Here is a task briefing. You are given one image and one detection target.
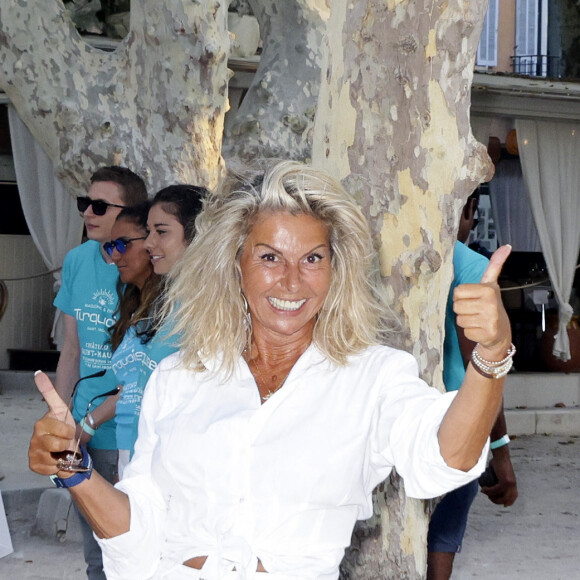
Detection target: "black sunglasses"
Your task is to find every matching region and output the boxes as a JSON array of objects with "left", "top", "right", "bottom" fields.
[
  {"left": 103, "top": 236, "right": 147, "bottom": 256},
  {"left": 77, "top": 196, "right": 125, "bottom": 216}
]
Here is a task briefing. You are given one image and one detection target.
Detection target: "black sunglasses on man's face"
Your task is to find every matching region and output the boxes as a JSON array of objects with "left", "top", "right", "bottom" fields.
[{"left": 76, "top": 196, "right": 125, "bottom": 216}]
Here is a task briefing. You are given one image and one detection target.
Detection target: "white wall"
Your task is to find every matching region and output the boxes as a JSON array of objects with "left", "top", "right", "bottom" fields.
[{"left": 0, "top": 235, "right": 54, "bottom": 368}]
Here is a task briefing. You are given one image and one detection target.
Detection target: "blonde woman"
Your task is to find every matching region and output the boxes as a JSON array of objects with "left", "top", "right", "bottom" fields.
[{"left": 30, "top": 160, "right": 513, "bottom": 580}]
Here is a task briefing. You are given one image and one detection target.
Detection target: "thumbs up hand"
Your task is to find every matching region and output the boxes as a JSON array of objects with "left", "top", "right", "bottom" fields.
[
  {"left": 453, "top": 245, "right": 513, "bottom": 358},
  {"left": 29, "top": 371, "right": 77, "bottom": 476}
]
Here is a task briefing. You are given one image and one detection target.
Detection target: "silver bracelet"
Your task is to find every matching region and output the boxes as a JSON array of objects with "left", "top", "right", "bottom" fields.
[
  {"left": 473, "top": 343, "right": 516, "bottom": 367},
  {"left": 471, "top": 343, "right": 516, "bottom": 379},
  {"left": 85, "top": 412, "right": 97, "bottom": 429}
]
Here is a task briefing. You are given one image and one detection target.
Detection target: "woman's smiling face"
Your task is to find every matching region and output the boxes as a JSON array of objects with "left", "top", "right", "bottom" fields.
[
  {"left": 109, "top": 219, "right": 151, "bottom": 289},
  {"left": 239, "top": 211, "right": 332, "bottom": 344},
  {"left": 144, "top": 204, "right": 187, "bottom": 275}
]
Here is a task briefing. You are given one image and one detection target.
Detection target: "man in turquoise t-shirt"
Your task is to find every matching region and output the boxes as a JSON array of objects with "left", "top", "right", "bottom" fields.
[{"left": 53, "top": 166, "right": 147, "bottom": 580}]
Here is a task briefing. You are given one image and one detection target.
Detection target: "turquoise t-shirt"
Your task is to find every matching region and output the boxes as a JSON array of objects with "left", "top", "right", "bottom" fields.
[
  {"left": 54, "top": 240, "right": 119, "bottom": 449},
  {"left": 112, "top": 323, "right": 179, "bottom": 454},
  {"left": 443, "top": 241, "right": 489, "bottom": 392}
]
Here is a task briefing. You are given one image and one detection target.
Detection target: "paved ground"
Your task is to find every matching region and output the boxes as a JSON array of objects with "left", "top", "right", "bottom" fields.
[
  {"left": 1, "top": 374, "right": 86, "bottom": 578},
  {"left": 452, "top": 434, "right": 579, "bottom": 580},
  {"left": 1, "top": 373, "right": 579, "bottom": 579}
]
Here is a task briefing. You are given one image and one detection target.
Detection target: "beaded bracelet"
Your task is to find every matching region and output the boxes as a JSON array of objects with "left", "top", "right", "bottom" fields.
[{"left": 471, "top": 343, "right": 516, "bottom": 379}]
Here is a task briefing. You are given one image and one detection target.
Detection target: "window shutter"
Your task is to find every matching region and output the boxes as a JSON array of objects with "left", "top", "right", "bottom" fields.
[
  {"left": 477, "top": 0, "right": 499, "bottom": 66},
  {"left": 516, "top": 0, "right": 539, "bottom": 56}
]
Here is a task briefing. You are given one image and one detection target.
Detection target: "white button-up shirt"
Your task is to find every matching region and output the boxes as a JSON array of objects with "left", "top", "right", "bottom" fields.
[{"left": 98, "top": 344, "right": 486, "bottom": 579}]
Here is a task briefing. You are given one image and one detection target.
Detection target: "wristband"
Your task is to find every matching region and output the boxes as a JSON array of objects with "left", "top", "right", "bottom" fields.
[
  {"left": 50, "top": 445, "right": 93, "bottom": 488},
  {"left": 80, "top": 418, "right": 96, "bottom": 437},
  {"left": 490, "top": 434, "right": 511, "bottom": 450}
]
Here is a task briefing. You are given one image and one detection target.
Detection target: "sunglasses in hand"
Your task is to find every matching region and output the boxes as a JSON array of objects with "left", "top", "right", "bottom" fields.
[
  {"left": 103, "top": 236, "right": 147, "bottom": 257},
  {"left": 76, "top": 196, "right": 125, "bottom": 216}
]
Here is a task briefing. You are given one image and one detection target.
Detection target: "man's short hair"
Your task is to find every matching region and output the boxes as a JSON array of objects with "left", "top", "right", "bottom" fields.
[{"left": 91, "top": 166, "right": 148, "bottom": 206}]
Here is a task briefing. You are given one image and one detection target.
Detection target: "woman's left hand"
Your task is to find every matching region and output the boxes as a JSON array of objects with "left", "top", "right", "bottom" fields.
[{"left": 452, "top": 245, "right": 512, "bottom": 357}]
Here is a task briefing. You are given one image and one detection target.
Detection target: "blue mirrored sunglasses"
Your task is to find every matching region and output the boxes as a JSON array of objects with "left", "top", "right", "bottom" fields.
[{"left": 103, "top": 236, "right": 147, "bottom": 256}]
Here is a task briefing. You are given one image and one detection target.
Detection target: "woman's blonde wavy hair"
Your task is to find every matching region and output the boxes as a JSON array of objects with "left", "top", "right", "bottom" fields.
[{"left": 160, "top": 160, "right": 390, "bottom": 377}]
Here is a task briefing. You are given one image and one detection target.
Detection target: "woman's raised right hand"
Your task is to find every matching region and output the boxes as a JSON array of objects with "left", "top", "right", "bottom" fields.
[{"left": 28, "top": 371, "right": 77, "bottom": 476}]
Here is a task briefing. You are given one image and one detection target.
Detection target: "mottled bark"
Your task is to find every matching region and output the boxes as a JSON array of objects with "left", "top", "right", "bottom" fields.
[
  {"left": 0, "top": 0, "right": 229, "bottom": 194},
  {"left": 313, "top": 1, "right": 492, "bottom": 577},
  {"left": 222, "top": 0, "right": 328, "bottom": 162}
]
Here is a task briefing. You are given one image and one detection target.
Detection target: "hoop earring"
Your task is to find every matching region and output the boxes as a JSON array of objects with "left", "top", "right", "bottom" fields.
[{"left": 241, "top": 292, "right": 252, "bottom": 334}]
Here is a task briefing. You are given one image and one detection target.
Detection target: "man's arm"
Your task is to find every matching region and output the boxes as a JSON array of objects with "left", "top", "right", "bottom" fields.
[
  {"left": 457, "top": 322, "right": 518, "bottom": 507},
  {"left": 56, "top": 313, "right": 119, "bottom": 446},
  {"left": 77, "top": 389, "right": 121, "bottom": 446},
  {"left": 484, "top": 402, "right": 518, "bottom": 506},
  {"left": 54, "top": 313, "right": 81, "bottom": 403}
]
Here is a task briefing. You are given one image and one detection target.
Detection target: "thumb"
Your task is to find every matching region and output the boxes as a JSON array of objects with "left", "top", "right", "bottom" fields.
[
  {"left": 480, "top": 244, "right": 512, "bottom": 285},
  {"left": 34, "top": 370, "right": 71, "bottom": 424}
]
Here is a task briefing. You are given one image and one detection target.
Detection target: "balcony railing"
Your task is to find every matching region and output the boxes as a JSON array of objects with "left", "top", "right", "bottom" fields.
[{"left": 511, "top": 55, "right": 562, "bottom": 78}]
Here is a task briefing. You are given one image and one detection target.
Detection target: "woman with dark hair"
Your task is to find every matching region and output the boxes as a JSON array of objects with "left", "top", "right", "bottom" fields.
[
  {"left": 107, "top": 203, "right": 159, "bottom": 351},
  {"left": 144, "top": 185, "right": 205, "bottom": 275},
  {"left": 75, "top": 203, "right": 156, "bottom": 453},
  {"left": 99, "top": 203, "right": 157, "bottom": 477},
  {"left": 110, "top": 187, "right": 207, "bottom": 476},
  {"left": 30, "top": 161, "right": 513, "bottom": 579}
]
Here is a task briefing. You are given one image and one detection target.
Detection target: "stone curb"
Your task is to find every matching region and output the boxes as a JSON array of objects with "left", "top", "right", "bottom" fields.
[
  {"left": 3, "top": 487, "right": 82, "bottom": 543},
  {"left": 506, "top": 407, "right": 580, "bottom": 437}
]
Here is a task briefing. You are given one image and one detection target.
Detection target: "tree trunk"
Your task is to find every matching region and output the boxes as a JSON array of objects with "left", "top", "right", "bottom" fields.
[
  {"left": 223, "top": 0, "right": 328, "bottom": 162},
  {"left": 312, "top": 1, "right": 493, "bottom": 576},
  {"left": 0, "top": 0, "right": 230, "bottom": 194}
]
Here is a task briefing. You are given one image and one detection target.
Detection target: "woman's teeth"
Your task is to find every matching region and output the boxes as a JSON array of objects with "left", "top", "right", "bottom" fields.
[{"left": 268, "top": 297, "right": 306, "bottom": 311}]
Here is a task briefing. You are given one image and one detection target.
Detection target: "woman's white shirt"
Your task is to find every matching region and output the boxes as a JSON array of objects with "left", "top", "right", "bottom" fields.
[{"left": 97, "top": 344, "right": 487, "bottom": 579}]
